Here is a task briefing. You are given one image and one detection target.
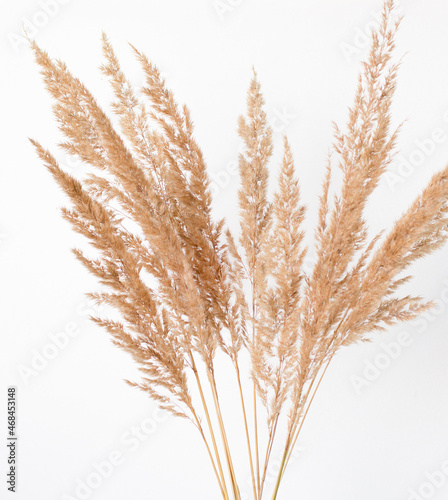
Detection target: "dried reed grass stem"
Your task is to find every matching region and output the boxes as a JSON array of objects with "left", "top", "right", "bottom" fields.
[
  {"left": 234, "top": 358, "right": 258, "bottom": 499},
  {"left": 190, "top": 353, "right": 230, "bottom": 499},
  {"left": 208, "top": 368, "right": 241, "bottom": 500}
]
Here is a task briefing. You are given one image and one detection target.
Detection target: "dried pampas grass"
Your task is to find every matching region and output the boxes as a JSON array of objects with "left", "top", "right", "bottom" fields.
[{"left": 30, "top": 1, "right": 448, "bottom": 498}]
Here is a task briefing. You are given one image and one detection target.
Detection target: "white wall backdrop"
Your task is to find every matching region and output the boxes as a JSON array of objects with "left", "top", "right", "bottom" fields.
[{"left": 2, "top": 1, "right": 448, "bottom": 499}]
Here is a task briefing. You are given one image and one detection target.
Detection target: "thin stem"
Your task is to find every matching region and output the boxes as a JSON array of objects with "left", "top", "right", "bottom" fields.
[
  {"left": 253, "top": 383, "right": 260, "bottom": 494},
  {"left": 284, "top": 356, "right": 333, "bottom": 469},
  {"left": 190, "top": 352, "right": 230, "bottom": 500},
  {"left": 191, "top": 407, "right": 227, "bottom": 499},
  {"left": 286, "top": 312, "right": 350, "bottom": 464},
  {"left": 269, "top": 434, "right": 291, "bottom": 500},
  {"left": 270, "top": 314, "right": 348, "bottom": 500},
  {"left": 251, "top": 291, "right": 261, "bottom": 495},
  {"left": 270, "top": 378, "right": 315, "bottom": 500},
  {"left": 234, "top": 356, "right": 258, "bottom": 500},
  {"left": 283, "top": 370, "right": 318, "bottom": 462},
  {"left": 208, "top": 368, "right": 241, "bottom": 500},
  {"left": 259, "top": 415, "right": 279, "bottom": 498},
  {"left": 271, "top": 356, "right": 333, "bottom": 500},
  {"left": 259, "top": 356, "right": 287, "bottom": 498}
]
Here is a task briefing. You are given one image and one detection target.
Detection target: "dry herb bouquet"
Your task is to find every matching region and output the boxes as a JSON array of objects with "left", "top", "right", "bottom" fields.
[{"left": 31, "top": 1, "right": 448, "bottom": 498}]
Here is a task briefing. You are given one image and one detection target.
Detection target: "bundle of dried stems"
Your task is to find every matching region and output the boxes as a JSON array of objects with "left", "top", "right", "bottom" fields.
[{"left": 31, "top": 1, "right": 448, "bottom": 498}]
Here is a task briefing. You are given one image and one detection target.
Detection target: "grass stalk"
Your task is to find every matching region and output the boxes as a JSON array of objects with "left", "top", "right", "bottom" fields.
[
  {"left": 234, "top": 357, "right": 258, "bottom": 500},
  {"left": 208, "top": 368, "right": 241, "bottom": 500},
  {"left": 190, "top": 353, "right": 230, "bottom": 500},
  {"left": 191, "top": 407, "right": 227, "bottom": 499}
]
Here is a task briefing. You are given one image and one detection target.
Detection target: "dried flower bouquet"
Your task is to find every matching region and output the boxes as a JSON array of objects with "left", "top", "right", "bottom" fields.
[{"left": 31, "top": 1, "right": 448, "bottom": 498}]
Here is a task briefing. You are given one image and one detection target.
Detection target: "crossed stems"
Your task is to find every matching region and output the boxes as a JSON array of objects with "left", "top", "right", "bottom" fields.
[
  {"left": 187, "top": 344, "right": 338, "bottom": 500},
  {"left": 187, "top": 310, "right": 349, "bottom": 500}
]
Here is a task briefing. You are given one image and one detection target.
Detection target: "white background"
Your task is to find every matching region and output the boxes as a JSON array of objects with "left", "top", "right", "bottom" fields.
[{"left": 2, "top": 0, "right": 448, "bottom": 499}]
